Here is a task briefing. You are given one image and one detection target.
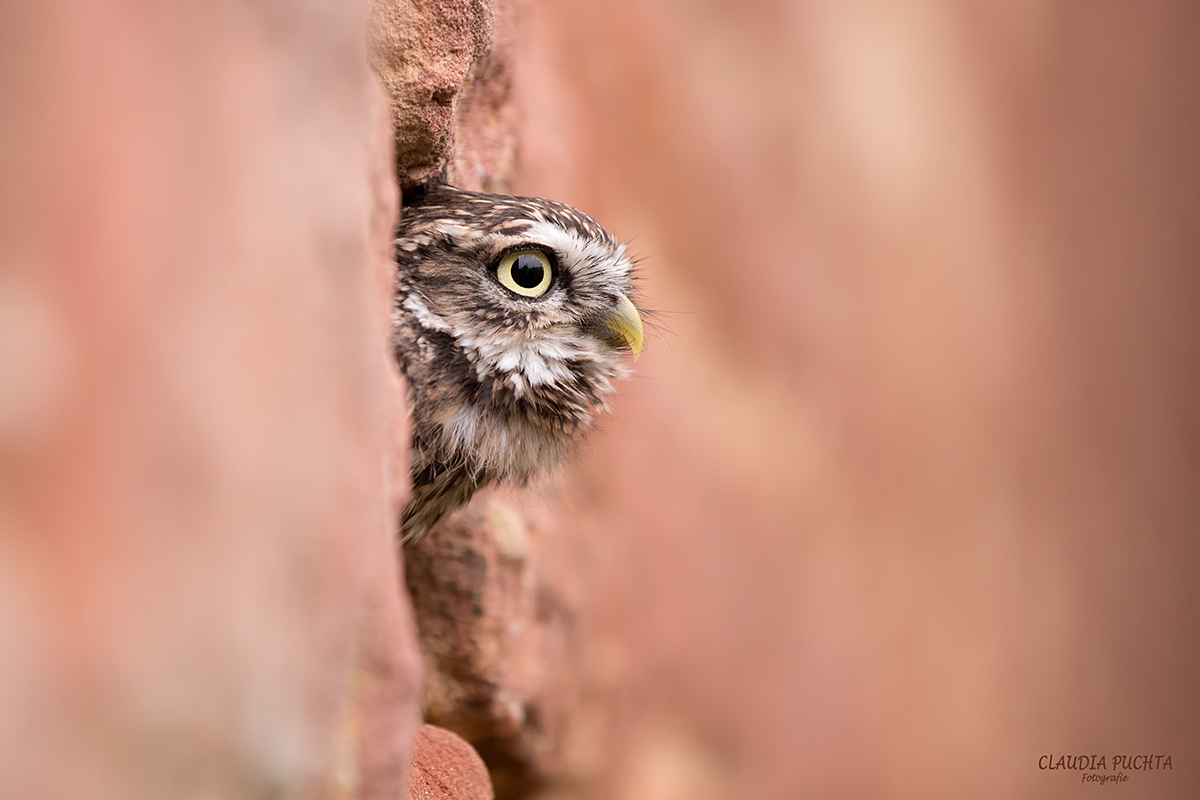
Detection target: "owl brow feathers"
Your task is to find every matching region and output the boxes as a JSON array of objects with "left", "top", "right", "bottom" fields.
[
  {"left": 392, "top": 184, "right": 643, "bottom": 541},
  {"left": 403, "top": 184, "right": 616, "bottom": 246}
]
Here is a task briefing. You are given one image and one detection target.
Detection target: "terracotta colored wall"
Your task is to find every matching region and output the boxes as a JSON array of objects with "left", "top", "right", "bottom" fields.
[
  {"left": 512, "top": 2, "right": 1200, "bottom": 798},
  {"left": 0, "top": 2, "right": 422, "bottom": 797}
]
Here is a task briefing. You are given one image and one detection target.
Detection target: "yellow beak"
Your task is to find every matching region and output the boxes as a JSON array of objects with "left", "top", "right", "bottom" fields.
[{"left": 598, "top": 294, "right": 645, "bottom": 361}]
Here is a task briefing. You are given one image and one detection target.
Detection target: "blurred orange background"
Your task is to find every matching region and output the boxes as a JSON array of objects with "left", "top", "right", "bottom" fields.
[{"left": 514, "top": 2, "right": 1199, "bottom": 798}]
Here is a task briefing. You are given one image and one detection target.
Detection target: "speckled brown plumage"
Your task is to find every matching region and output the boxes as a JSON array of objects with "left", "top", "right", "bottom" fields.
[{"left": 393, "top": 184, "right": 643, "bottom": 541}]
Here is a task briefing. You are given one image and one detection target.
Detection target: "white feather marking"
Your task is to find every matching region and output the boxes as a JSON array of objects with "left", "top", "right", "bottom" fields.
[
  {"left": 441, "top": 405, "right": 479, "bottom": 453},
  {"left": 404, "top": 294, "right": 451, "bottom": 334}
]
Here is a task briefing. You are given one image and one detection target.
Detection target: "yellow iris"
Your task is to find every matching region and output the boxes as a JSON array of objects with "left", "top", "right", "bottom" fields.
[{"left": 497, "top": 249, "right": 553, "bottom": 297}]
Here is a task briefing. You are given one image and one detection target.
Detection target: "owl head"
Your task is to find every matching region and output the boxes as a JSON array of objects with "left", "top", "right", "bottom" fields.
[{"left": 393, "top": 184, "right": 643, "bottom": 540}]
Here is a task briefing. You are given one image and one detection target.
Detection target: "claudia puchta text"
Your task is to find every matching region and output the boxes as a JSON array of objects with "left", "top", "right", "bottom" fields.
[{"left": 1039, "top": 753, "right": 1172, "bottom": 784}]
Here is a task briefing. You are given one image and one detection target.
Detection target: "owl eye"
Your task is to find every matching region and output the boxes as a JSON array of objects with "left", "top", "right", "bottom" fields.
[{"left": 496, "top": 249, "right": 553, "bottom": 297}]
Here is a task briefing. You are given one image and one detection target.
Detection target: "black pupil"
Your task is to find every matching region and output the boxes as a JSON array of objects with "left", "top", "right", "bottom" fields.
[{"left": 511, "top": 254, "right": 546, "bottom": 289}]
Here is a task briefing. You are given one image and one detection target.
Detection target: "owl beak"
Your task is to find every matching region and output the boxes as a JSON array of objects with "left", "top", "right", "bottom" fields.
[{"left": 596, "top": 294, "right": 645, "bottom": 361}]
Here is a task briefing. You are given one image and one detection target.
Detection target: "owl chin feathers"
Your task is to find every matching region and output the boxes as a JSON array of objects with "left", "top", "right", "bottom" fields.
[{"left": 392, "top": 185, "right": 641, "bottom": 541}]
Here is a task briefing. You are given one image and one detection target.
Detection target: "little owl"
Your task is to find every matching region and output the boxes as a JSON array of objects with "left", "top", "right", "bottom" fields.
[{"left": 393, "top": 184, "right": 643, "bottom": 541}]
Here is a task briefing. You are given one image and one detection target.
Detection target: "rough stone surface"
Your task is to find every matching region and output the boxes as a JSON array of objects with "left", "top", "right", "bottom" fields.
[
  {"left": 448, "top": 0, "right": 520, "bottom": 193},
  {"left": 371, "top": 0, "right": 496, "bottom": 190},
  {"left": 407, "top": 724, "right": 496, "bottom": 800},
  {"left": 405, "top": 488, "right": 587, "bottom": 798},
  {"left": 0, "top": 1, "right": 423, "bottom": 798}
]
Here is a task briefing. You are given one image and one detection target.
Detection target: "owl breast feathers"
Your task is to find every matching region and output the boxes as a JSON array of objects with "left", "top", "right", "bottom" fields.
[{"left": 392, "top": 184, "right": 643, "bottom": 541}]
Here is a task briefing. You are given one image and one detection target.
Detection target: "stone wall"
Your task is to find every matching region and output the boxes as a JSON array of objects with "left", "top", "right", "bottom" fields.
[{"left": 0, "top": 1, "right": 422, "bottom": 798}]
